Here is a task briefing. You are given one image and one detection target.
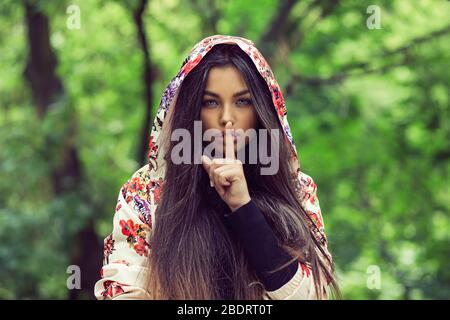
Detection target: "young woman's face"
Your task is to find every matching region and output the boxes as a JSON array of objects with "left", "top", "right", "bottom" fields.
[{"left": 200, "top": 65, "right": 258, "bottom": 155}]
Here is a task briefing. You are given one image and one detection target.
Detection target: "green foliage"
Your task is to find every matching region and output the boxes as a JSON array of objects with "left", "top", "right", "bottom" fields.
[{"left": 0, "top": 0, "right": 448, "bottom": 299}]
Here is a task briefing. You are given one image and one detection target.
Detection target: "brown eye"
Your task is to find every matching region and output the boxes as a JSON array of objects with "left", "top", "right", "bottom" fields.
[{"left": 201, "top": 99, "right": 218, "bottom": 107}]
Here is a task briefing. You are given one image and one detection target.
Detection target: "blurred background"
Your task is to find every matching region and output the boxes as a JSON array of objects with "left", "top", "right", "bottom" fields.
[{"left": 0, "top": 0, "right": 448, "bottom": 300}]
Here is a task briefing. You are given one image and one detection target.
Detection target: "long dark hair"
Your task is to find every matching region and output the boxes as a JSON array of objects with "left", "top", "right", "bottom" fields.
[{"left": 146, "top": 44, "right": 340, "bottom": 299}]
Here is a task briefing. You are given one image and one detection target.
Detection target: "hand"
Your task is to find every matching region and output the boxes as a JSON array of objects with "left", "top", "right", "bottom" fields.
[{"left": 201, "top": 122, "right": 251, "bottom": 212}]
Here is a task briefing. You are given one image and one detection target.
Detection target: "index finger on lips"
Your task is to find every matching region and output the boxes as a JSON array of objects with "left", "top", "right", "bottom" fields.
[{"left": 225, "top": 121, "right": 236, "bottom": 160}]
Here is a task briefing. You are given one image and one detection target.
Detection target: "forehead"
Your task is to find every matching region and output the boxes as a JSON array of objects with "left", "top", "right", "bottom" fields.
[{"left": 204, "top": 65, "right": 248, "bottom": 94}]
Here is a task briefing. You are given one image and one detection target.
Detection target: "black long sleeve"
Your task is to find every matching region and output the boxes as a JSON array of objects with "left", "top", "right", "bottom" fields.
[{"left": 223, "top": 200, "right": 299, "bottom": 291}]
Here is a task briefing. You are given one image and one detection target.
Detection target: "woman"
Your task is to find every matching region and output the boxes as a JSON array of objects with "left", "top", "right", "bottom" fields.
[{"left": 94, "top": 35, "right": 340, "bottom": 300}]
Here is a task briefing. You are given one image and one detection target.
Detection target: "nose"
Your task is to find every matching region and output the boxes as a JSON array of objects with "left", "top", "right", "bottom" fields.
[{"left": 219, "top": 103, "right": 235, "bottom": 127}]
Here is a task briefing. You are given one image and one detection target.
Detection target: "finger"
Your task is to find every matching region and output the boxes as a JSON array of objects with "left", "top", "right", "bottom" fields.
[
  {"left": 215, "top": 183, "right": 226, "bottom": 197},
  {"left": 201, "top": 155, "right": 214, "bottom": 187},
  {"left": 209, "top": 158, "right": 233, "bottom": 173},
  {"left": 212, "top": 166, "right": 233, "bottom": 186},
  {"left": 225, "top": 121, "right": 236, "bottom": 160},
  {"left": 211, "top": 161, "right": 243, "bottom": 187},
  {"left": 211, "top": 158, "right": 235, "bottom": 165},
  {"left": 216, "top": 167, "right": 241, "bottom": 185},
  {"left": 211, "top": 171, "right": 226, "bottom": 195},
  {"left": 201, "top": 155, "right": 212, "bottom": 171}
]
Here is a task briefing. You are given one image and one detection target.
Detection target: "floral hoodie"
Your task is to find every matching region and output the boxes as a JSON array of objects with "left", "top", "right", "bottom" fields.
[{"left": 94, "top": 35, "right": 334, "bottom": 300}]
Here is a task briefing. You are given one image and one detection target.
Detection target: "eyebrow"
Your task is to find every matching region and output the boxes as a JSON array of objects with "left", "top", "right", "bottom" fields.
[{"left": 203, "top": 89, "right": 250, "bottom": 98}]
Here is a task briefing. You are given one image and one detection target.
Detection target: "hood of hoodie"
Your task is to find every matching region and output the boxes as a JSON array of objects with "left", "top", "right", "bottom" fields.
[
  {"left": 147, "top": 35, "right": 300, "bottom": 172},
  {"left": 144, "top": 34, "right": 332, "bottom": 275}
]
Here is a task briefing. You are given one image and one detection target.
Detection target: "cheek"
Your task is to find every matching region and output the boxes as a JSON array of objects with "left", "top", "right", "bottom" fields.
[
  {"left": 242, "top": 108, "right": 258, "bottom": 130},
  {"left": 200, "top": 110, "right": 215, "bottom": 130}
]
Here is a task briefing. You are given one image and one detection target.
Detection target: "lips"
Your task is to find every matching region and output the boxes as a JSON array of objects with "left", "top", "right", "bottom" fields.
[
  {"left": 216, "top": 135, "right": 238, "bottom": 142},
  {"left": 217, "top": 131, "right": 241, "bottom": 143},
  {"left": 220, "top": 131, "right": 240, "bottom": 138}
]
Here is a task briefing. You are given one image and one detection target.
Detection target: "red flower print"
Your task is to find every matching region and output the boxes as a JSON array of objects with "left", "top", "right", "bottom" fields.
[
  {"left": 155, "top": 185, "right": 163, "bottom": 203},
  {"left": 103, "top": 234, "right": 115, "bottom": 264},
  {"left": 307, "top": 210, "right": 324, "bottom": 230},
  {"left": 182, "top": 54, "right": 202, "bottom": 75},
  {"left": 326, "top": 274, "right": 332, "bottom": 285},
  {"left": 276, "top": 98, "right": 286, "bottom": 117},
  {"left": 124, "top": 177, "right": 146, "bottom": 203},
  {"left": 148, "top": 135, "right": 158, "bottom": 154},
  {"left": 149, "top": 178, "right": 165, "bottom": 204},
  {"left": 130, "top": 177, "right": 145, "bottom": 194},
  {"left": 270, "top": 85, "right": 287, "bottom": 118},
  {"left": 202, "top": 38, "right": 212, "bottom": 46},
  {"left": 134, "top": 237, "right": 150, "bottom": 257},
  {"left": 303, "top": 192, "right": 312, "bottom": 203},
  {"left": 120, "top": 219, "right": 137, "bottom": 237},
  {"left": 148, "top": 135, "right": 154, "bottom": 151},
  {"left": 119, "top": 219, "right": 151, "bottom": 257},
  {"left": 316, "top": 211, "right": 324, "bottom": 230},
  {"left": 148, "top": 136, "right": 153, "bottom": 151},
  {"left": 154, "top": 186, "right": 162, "bottom": 204},
  {"left": 102, "top": 280, "right": 125, "bottom": 298},
  {"left": 300, "top": 262, "right": 311, "bottom": 278}
]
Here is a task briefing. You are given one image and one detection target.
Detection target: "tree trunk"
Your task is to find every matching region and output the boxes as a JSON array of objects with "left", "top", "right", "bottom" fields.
[
  {"left": 23, "top": 0, "right": 101, "bottom": 300},
  {"left": 133, "top": 0, "right": 155, "bottom": 167}
]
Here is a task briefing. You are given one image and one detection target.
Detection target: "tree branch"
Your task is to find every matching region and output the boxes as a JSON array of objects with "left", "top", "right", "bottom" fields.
[
  {"left": 285, "top": 24, "right": 450, "bottom": 91},
  {"left": 258, "top": 0, "right": 299, "bottom": 59},
  {"left": 259, "top": 0, "right": 340, "bottom": 64},
  {"left": 260, "top": 0, "right": 299, "bottom": 44},
  {"left": 287, "top": 0, "right": 340, "bottom": 57},
  {"left": 189, "top": 0, "right": 221, "bottom": 35}
]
